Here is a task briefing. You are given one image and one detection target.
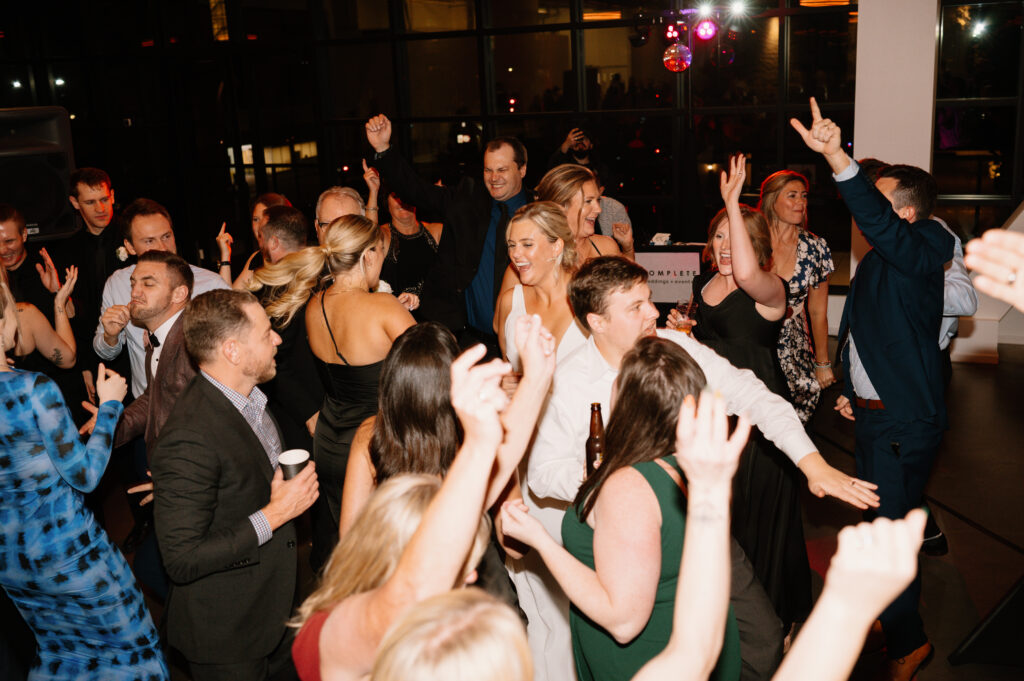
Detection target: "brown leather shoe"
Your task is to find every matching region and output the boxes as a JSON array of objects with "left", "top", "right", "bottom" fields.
[{"left": 882, "top": 642, "right": 934, "bottom": 681}]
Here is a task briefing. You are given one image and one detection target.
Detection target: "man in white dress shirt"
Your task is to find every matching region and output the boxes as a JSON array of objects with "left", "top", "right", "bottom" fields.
[
  {"left": 93, "top": 198, "right": 229, "bottom": 399},
  {"left": 517, "top": 256, "right": 880, "bottom": 681}
]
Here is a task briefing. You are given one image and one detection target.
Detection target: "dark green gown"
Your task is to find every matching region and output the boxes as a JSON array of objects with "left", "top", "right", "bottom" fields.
[{"left": 561, "top": 456, "right": 742, "bottom": 681}]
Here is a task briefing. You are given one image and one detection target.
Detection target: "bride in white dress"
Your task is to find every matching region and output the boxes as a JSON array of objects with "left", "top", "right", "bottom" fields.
[{"left": 494, "top": 201, "right": 587, "bottom": 681}]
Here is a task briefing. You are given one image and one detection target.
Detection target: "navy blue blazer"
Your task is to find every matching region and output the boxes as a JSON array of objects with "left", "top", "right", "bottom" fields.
[{"left": 836, "top": 168, "right": 954, "bottom": 426}]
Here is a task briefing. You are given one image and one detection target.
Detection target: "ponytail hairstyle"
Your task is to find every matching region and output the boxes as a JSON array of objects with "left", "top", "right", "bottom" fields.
[{"left": 250, "top": 214, "right": 380, "bottom": 326}]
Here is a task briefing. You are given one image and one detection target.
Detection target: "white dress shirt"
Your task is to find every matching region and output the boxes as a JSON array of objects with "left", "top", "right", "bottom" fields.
[
  {"left": 148, "top": 309, "right": 184, "bottom": 379},
  {"left": 527, "top": 329, "right": 816, "bottom": 505},
  {"left": 935, "top": 218, "right": 978, "bottom": 349},
  {"left": 93, "top": 264, "right": 229, "bottom": 397}
]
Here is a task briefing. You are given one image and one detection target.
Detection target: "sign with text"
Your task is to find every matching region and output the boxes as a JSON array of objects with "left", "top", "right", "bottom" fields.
[{"left": 635, "top": 248, "right": 703, "bottom": 304}]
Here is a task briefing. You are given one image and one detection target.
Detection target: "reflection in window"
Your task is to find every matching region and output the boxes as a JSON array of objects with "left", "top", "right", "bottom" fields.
[
  {"left": 492, "top": 1, "right": 570, "bottom": 27},
  {"left": 938, "top": 3, "right": 1022, "bottom": 99},
  {"left": 691, "top": 17, "right": 780, "bottom": 106},
  {"left": 403, "top": 0, "right": 475, "bottom": 32},
  {"left": 492, "top": 32, "right": 573, "bottom": 112},
  {"left": 407, "top": 38, "right": 480, "bottom": 116},
  {"left": 788, "top": 12, "right": 856, "bottom": 103},
  {"left": 583, "top": 2, "right": 673, "bottom": 21},
  {"left": 326, "top": 44, "right": 395, "bottom": 119},
  {"left": 585, "top": 28, "right": 676, "bottom": 109},
  {"left": 935, "top": 203, "right": 1013, "bottom": 240},
  {"left": 934, "top": 107, "right": 1015, "bottom": 195}
]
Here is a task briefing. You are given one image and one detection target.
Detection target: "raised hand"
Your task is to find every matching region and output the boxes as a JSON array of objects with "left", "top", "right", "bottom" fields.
[
  {"left": 499, "top": 499, "right": 550, "bottom": 548},
  {"left": 55, "top": 266, "right": 78, "bottom": 307},
  {"left": 513, "top": 313, "right": 556, "bottom": 382},
  {"left": 95, "top": 363, "right": 128, "bottom": 404},
  {"left": 825, "top": 509, "right": 927, "bottom": 614},
  {"left": 35, "top": 247, "right": 62, "bottom": 293},
  {"left": 561, "top": 127, "right": 585, "bottom": 154},
  {"left": 790, "top": 97, "right": 843, "bottom": 157},
  {"left": 216, "top": 222, "right": 233, "bottom": 261},
  {"left": 365, "top": 114, "right": 393, "bottom": 153},
  {"left": 449, "top": 344, "right": 511, "bottom": 452},
  {"left": 674, "top": 392, "right": 749, "bottom": 488},
  {"left": 362, "top": 159, "right": 380, "bottom": 195},
  {"left": 612, "top": 221, "right": 634, "bottom": 254},
  {"left": 719, "top": 154, "right": 746, "bottom": 207},
  {"left": 965, "top": 229, "right": 1024, "bottom": 313}
]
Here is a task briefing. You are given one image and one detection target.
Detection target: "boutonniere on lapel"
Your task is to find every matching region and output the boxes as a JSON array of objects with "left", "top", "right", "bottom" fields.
[{"left": 116, "top": 246, "right": 129, "bottom": 262}]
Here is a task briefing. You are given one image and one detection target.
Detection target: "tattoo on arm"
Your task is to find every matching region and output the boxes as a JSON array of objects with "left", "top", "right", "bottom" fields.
[{"left": 50, "top": 349, "right": 63, "bottom": 365}]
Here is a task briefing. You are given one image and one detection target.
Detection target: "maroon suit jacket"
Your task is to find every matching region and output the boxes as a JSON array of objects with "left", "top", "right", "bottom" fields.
[{"left": 115, "top": 313, "right": 196, "bottom": 453}]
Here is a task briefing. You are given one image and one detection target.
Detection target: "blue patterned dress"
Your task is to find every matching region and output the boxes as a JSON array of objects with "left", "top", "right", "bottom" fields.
[
  {"left": 776, "top": 230, "right": 834, "bottom": 423},
  {"left": 0, "top": 370, "right": 167, "bottom": 680}
]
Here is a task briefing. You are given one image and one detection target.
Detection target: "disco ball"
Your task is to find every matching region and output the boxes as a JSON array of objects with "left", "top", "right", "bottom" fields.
[{"left": 662, "top": 43, "right": 693, "bottom": 73}]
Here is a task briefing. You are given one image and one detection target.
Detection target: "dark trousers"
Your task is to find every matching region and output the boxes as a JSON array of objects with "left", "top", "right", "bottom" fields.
[
  {"left": 729, "top": 538, "right": 784, "bottom": 681},
  {"left": 187, "top": 629, "right": 297, "bottom": 681},
  {"left": 853, "top": 406, "right": 943, "bottom": 658}
]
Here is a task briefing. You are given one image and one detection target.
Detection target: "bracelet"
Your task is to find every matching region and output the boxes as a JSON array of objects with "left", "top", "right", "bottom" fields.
[
  {"left": 366, "top": 206, "right": 378, "bottom": 212},
  {"left": 219, "top": 261, "right": 231, "bottom": 268},
  {"left": 814, "top": 361, "right": 831, "bottom": 369}
]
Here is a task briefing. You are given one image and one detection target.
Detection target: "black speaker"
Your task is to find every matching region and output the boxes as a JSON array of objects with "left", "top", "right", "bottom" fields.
[{"left": 0, "top": 107, "right": 77, "bottom": 241}]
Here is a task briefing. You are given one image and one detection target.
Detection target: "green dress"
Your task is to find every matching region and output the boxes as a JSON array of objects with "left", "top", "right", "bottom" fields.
[{"left": 561, "top": 457, "right": 742, "bottom": 681}]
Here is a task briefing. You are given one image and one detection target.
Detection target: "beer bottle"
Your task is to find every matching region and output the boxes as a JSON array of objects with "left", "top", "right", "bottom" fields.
[{"left": 585, "top": 403, "right": 604, "bottom": 477}]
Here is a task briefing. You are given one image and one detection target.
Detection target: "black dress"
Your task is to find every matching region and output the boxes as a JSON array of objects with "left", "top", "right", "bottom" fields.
[
  {"left": 309, "top": 293, "right": 383, "bottom": 573},
  {"left": 693, "top": 271, "right": 812, "bottom": 627},
  {"left": 379, "top": 222, "right": 439, "bottom": 297}
]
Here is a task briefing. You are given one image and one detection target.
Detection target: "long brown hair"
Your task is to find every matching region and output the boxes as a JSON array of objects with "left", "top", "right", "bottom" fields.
[{"left": 573, "top": 336, "right": 707, "bottom": 520}]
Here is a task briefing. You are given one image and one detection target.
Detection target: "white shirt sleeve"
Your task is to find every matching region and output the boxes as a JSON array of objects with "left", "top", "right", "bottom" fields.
[
  {"left": 92, "top": 274, "right": 123, "bottom": 360},
  {"left": 527, "top": 389, "right": 587, "bottom": 503},
  {"left": 941, "top": 232, "right": 978, "bottom": 318},
  {"left": 662, "top": 329, "right": 816, "bottom": 465}
]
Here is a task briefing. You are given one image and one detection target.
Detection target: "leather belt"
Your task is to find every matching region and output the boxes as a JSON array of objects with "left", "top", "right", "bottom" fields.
[{"left": 854, "top": 397, "right": 885, "bottom": 410}]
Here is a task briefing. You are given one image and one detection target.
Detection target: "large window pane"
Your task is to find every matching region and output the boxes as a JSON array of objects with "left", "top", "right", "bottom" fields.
[
  {"left": 935, "top": 203, "right": 1014, "bottom": 240},
  {"left": 403, "top": 0, "right": 475, "bottom": 32},
  {"left": 691, "top": 16, "right": 780, "bottom": 106},
  {"left": 585, "top": 28, "right": 677, "bottom": 109},
  {"left": 492, "top": 32, "right": 573, "bottom": 112},
  {"left": 322, "top": 0, "right": 389, "bottom": 36},
  {"left": 933, "top": 106, "right": 1015, "bottom": 195},
  {"left": 788, "top": 11, "right": 856, "bottom": 103},
  {"left": 938, "top": 2, "right": 1022, "bottom": 99},
  {"left": 407, "top": 38, "right": 480, "bottom": 115},
  {"left": 492, "top": 1, "right": 571, "bottom": 27},
  {"left": 326, "top": 43, "right": 396, "bottom": 119}
]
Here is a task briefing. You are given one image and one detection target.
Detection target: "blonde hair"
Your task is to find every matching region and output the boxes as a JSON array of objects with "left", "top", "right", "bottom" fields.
[
  {"left": 758, "top": 170, "right": 809, "bottom": 230},
  {"left": 535, "top": 164, "right": 598, "bottom": 235},
  {"left": 250, "top": 214, "right": 380, "bottom": 326},
  {"left": 506, "top": 201, "right": 579, "bottom": 272},
  {"left": 371, "top": 589, "right": 532, "bottom": 681},
  {"left": 291, "top": 474, "right": 491, "bottom": 628},
  {"left": 703, "top": 205, "right": 773, "bottom": 270},
  {"left": 0, "top": 276, "right": 20, "bottom": 352}
]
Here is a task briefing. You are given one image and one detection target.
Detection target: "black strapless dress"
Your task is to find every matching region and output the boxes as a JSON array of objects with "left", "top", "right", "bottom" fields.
[{"left": 693, "top": 271, "right": 811, "bottom": 627}]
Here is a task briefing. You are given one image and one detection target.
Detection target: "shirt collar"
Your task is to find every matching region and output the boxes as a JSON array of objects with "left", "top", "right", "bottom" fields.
[
  {"left": 201, "top": 370, "right": 268, "bottom": 416},
  {"left": 583, "top": 336, "right": 619, "bottom": 384},
  {"left": 151, "top": 309, "right": 183, "bottom": 348}
]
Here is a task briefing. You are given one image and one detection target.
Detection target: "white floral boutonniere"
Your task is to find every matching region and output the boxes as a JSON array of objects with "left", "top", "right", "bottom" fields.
[
  {"left": 115, "top": 246, "right": 129, "bottom": 262},
  {"left": 375, "top": 279, "right": 393, "bottom": 294}
]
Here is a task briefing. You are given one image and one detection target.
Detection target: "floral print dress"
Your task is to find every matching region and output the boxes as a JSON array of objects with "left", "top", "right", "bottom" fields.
[{"left": 777, "top": 230, "right": 834, "bottom": 423}]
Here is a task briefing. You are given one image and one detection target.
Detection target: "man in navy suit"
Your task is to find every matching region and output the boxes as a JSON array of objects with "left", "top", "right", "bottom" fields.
[{"left": 792, "top": 99, "right": 953, "bottom": 681}]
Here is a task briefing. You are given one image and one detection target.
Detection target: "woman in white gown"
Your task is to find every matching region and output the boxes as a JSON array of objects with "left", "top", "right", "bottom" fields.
[{"left": 494, "top": 201, "right": 586, "bottom": 681}]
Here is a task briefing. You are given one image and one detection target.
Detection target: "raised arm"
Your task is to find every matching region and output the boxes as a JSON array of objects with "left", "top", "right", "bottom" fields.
[
  {"left": 486, "top": 314, "right": 556, "bottom": 506},
  {"left": 366, "top": 114, "right": 453, "bottom": 217},
  {"left": 791, "top": 98, "right": 953, "bottom": 275},
  {"left": 632, "top": 394, "right": 749, "bottom": 681},
  {"left": 721, "top": 154, "right": 786, "bottom": 311},
  {"left": 33, "top": 366, "right": 126, "bottom": 493},
  {"left": 319, "top": 345, "right": 510, "bottom": 678},
  {"left": 773, "top": 510, "right": 926, "bottom": 681}
]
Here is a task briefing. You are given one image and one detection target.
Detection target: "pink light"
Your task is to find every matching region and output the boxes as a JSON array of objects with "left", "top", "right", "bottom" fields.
[{"left": 695, "top": 19, "right": 718, "bottom": 41}]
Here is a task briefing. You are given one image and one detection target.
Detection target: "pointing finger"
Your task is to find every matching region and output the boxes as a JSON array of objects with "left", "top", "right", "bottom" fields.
[
  {"left": 362, "top": 158, "right": 369, "bottom": 172},
  {"left": 809, "top": 96, "right": 822, "bottom": 122}
]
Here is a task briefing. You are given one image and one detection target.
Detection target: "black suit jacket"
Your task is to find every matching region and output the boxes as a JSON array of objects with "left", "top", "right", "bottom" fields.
[
  {"left": 836, "top": 168, "right": 954, "bottom": 425},
  {"left": 115, "top": 314, "right": 195, "bottom": 452},
  {"left": 374, "top": 147, "right": 517, "bottom": 332},
  {"left": 151, "top": 375, "right": 297, "bottom": 664}
]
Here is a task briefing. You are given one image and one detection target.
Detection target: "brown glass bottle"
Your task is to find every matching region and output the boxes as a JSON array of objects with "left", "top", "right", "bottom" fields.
[{"left": 585, "top": 402, "right": 604, "bottom": 478}]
